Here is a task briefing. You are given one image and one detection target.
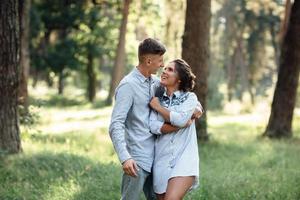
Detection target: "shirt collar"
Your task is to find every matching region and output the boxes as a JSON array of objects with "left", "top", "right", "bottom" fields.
[
  {"left": 163, "top": 90, "right": 182, "bottom": 98},
  {"left": 133, "top": 67, "right": 154, "bottom": 83}
]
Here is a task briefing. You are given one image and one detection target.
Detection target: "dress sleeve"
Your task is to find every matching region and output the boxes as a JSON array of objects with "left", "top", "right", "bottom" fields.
[{"left": 170, "top": 93, "right": 198, "bottom": 127}]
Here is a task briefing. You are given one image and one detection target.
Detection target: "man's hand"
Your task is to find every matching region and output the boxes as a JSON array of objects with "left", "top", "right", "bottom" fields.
[
  {"left": 191, "top": 109, "right": 203, "bottom": 119},
  {"left": 122, "top": 159, "right": 139, "bottom": 177},
  {"left": 184, "top": 119, "right": 194, "bottom": 127}
]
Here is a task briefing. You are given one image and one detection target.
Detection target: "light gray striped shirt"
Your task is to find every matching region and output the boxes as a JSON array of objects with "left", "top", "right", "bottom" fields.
[{"left": 109, "top": 67, "right": 159, "bottom": 172}]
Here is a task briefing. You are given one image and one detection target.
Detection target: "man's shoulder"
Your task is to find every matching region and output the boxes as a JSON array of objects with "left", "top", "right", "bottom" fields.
[
  {"left": 116, "top": 71, "right": 140, "bottom": 93},
  {"left": 119, "top": 72, "right": 138, "bottom": 87}
]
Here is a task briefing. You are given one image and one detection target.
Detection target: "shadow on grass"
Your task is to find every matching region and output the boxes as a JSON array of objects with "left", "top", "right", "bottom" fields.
[
  {"left": 29, "top": 95, "right": 87, "bottom": 108},
  {"left": 91, "top": 100, "right": 109, "bottom": 109},
  {"left": 0, "top": 152, "right": 121, "bottom": 200},
  {"left": 29, "top": 94, "right": 109, "bottom": 109}
]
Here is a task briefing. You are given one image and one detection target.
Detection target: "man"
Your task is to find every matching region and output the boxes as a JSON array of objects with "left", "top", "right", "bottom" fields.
[{"left": 109, "top": 38, "right": 202, "bottom": 200}]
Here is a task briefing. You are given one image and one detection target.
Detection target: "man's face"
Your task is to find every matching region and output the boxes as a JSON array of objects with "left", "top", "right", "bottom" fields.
[{"left": 147, "top": 54, "right": 164, "bottom": 74}]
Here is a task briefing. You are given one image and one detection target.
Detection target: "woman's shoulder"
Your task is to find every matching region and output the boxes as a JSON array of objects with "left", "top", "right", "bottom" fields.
[
  {"left": 181, "top": 92, "right": 198, "bottom": 106},
  {"left": 184, "top": 91, "right": 198, "bottom": 101}
]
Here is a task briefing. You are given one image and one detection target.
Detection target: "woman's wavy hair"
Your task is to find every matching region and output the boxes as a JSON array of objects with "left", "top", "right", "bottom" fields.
[{"left": 172, "top": 59, "right": 196, "bottom": 92}]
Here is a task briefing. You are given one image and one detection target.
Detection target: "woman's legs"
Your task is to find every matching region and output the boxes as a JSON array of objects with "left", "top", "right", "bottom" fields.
[{"left": 164, "top": 176, "right": 195, "bottom": 200}]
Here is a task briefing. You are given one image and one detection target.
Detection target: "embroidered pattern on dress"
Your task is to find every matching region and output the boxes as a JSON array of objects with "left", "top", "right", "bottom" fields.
[{"left": 159, "top": 93, "right": 189, "bottom": 107}]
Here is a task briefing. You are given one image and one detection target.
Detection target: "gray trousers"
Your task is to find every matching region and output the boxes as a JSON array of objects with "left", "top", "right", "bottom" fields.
[{"left": 121, "top": 166, "right": 157, "bottom": 200}]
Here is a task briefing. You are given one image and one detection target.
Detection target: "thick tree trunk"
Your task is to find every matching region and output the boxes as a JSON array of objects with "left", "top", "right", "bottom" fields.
[
  {"left": 18, "top": 0, "right": 31, "bottom": 109},
  {"left": 106, "top": 0, "right": 131, "bottom": 105},
  {"left": 87, "top": 51, "right": 96, "bottom": 102},
  {"left": 0, "top": 0, "right": 22, "bottom": 153},
  {"left": 182, "top": 0, "right": 211, "bottom": 140},
  {"left": 264, "top": 1, "right": 300, "bottom": 138}
]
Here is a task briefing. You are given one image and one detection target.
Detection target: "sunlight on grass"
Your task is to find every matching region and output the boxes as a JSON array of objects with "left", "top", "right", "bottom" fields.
[
  {"left": 1, "top": 87, "right": 300, "bottom": 199},
  {"left": 37, "top": 107, "right": 112, "bottom": 134},
  {"left": 43, "top": 179, "right": 81, "bottom": 200}
]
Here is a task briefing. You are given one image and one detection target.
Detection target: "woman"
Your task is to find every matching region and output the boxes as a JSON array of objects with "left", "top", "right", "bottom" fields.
[{"left": 149, "top": 59, "right": 201, "bottom": 200}]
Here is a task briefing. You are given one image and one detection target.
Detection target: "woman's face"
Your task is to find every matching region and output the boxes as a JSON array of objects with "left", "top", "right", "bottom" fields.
[{"left": 160, "top": 62, "right": 180, "bottom": 88}]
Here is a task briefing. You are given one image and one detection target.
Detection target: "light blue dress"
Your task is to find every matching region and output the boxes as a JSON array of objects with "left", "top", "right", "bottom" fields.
[{"left": 150, "top": 90, "right": 200, "bottom": 194}]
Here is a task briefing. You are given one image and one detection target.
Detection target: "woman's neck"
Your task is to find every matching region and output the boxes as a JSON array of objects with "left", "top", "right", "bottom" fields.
[{"left": 166, "top": 87, "right": 178, "bottom": 97}]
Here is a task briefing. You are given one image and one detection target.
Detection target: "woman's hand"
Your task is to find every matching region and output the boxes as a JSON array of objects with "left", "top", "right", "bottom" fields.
[
  {"left": 150, "top": 97, "right": 171, "bottom": 122},
  {"left": 184, "top": 119, "right": 194, "bottom": 127},
  {"left": 149, "top": 97, "right": 161, "bottom": 111}
]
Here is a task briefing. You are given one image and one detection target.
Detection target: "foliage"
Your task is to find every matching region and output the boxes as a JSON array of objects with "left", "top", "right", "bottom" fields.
[
  {"left": 19, "top": 105, "right": 40, "bottom": 127},
  {"left": 29, "top": 0, "right": 122, "bottom": 93}
]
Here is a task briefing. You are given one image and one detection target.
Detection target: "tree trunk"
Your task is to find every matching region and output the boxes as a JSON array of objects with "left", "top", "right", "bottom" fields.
[
  {"left": 58, "top": 70, "right": 64, "bottom": 95},
  {"left": 269, "top": 0, "right": 292, "bottom": 70},
  {"left": 236, "top": 36, "right": 249, "bottom": 103},
  {"left": 182, "top": 0, "right": 211, "bottom": 140},
  {"left": 279, "top": 0, "right": 292, "bottom": 43},
  {"left": 227, "top": 47, "right": 237, "bottom": 102},
  {"left": 87, "top": 51, "right": 96, "bottom": 102},
  {"left": 264, "top": 0, "right": 300, "bottom": 138},
  {"left": 106, "top": 0, "right": 131, "bottom": 105},
  {"left": 18, "top": 0, "right": 31, "bottom": 110},
  {"left": 223, "top": 8, "right": 235, "bottom": 102},
  {"left": 0, "top": 0, "right": 22, "bottom": 153}
]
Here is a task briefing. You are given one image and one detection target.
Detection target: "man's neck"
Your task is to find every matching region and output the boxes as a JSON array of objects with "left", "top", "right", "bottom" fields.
[{"left": 137, "top": 64, "right": 151, "bottom": 78}]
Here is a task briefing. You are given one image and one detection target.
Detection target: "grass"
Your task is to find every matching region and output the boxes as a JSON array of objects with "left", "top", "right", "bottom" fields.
[{"left": 1, "top": 85, "right": 300, "bottom": 200}]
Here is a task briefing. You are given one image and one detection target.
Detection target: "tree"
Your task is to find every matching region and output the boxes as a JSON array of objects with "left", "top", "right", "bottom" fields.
[
  {"left": 79, "top": 3, "right": 120, "bottom": 102},
  {"left": 264, "top": 0, "right": 300, "bottom": 138},
  {"left": 0, "top": 0, "right": 21, "bottom": 153},
  {"left": 214, "top": 0, "right": 283, "bottom": 104},
  {"left": 30, "top": 0, "right": 85, "bottom": 95},
  {"left": 182, "top": 0, "right": 211, "bottom": 140},
  {"left": 106, "top": 0, "right": 131, "bottom": 104},
  {"left": 18, "top": 0, "right": 31, "bottom": 110}
]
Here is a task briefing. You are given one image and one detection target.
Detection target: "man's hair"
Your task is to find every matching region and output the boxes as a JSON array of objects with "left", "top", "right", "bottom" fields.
[
  {"left": 172, "top": 59, "right": 196, "bottom": 92},
  {"left": 138, "top": 38, "right": 166, "bottom": 62}
]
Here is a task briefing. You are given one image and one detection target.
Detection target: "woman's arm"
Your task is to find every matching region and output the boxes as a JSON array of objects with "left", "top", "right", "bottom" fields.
[
  {"left": 149, "top": 97, "right": 171, "bottom": 122},
  {"left": 149, "top": 94, "right": 199, "bottom": 127},
  {"left": 160, "top": 123, "right": 179, "bottom": 133},
  {"left": 160, "top": 119, "right": 194, "bottom": 134}
]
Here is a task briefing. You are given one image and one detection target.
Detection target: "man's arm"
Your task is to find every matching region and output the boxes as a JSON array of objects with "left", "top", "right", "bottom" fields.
[
  {"left": 109, "top": 82, "right": 139, "bottom": 177},
  {"left": 109, "top": 82, "right": 133, "bottom": 164}
]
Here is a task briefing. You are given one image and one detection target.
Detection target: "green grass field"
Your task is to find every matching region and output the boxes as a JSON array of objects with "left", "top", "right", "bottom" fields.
[{"left": 1, "top": 86, "right": 300, "bottom": 200}]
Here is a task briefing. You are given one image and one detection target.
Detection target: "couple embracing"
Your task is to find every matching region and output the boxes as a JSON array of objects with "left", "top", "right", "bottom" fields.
[{"left": 109, "top": 38, "right": 203, "bottom": 200}]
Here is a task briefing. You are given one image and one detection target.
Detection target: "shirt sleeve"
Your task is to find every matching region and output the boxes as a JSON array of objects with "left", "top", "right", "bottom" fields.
[
  {"left": 149, "top": 110, "right": 164, "bottom": 135},
  {"left": 108, "top": 82, "right": 134, "bottom": 164},
  {"left": 170, "top": 92, "right": 198, "bottom": 127}
]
